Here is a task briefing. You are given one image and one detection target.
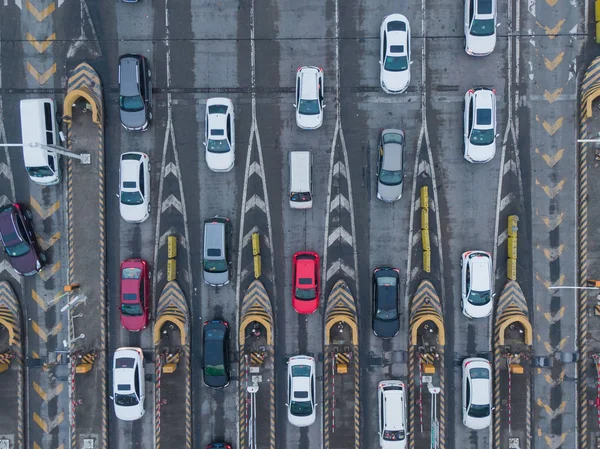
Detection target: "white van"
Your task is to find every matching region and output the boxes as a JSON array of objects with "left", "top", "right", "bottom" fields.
[
  {"left": 378, "top": 380, "right": 407, "bottom": 449},
  {"left": 19, "top": 99, "right": 60, "bottom": 185},
  {"left": 289, "top": 151, "right": 312, "bottom": 209}
]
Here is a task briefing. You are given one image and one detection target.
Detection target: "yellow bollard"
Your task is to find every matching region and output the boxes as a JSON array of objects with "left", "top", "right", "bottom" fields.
[
  {"left": 423, "top": 250, "right": 431, "bottom": 273},
  {"left": 421, "top": 209, "right": 429, "bottom": 230},
  {"left": 167, "top": 259, "right": 176, "bottom": 281},
  {"left": 507, "top": 236, "right": 517, "bottom": 260},
  {"left": 167, "top": 235, "right": 177, "bottom": 259},
  {"left": 420, "top": 186, "right": 429, "bottom": 210},
  {"left": 253, "top": 255, "right": 262, "bottom": 279},
  {"left": 507, "top": 258, "right": 517, "bottom": 281},
  {"left": 508, "top": 215, "right": 519, "bottom": 237},
  {"left": 252, "top": 233, "right": 260, "bottom": 256},
  {"left": 596, "top": 0, "right": 600, "bottom": 21},
  {"left": 421, "top": 230, "right": 430, "bottom": 251}
]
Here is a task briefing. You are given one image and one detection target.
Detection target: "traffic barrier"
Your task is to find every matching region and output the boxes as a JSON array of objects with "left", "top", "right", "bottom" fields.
[
  {"left": 508, "top": 215, "right": 519, "bottom": 237},
  {"left": 423, "top": 250, "right": 431, "bottom": 273},
  {"left": 507, "top": 236, "right": 517, "bottom": 260},
  {"left": 253, "top": 255, "right": 262, "bottom": 279},
  {"left": 167, "top": 259, "right": 176, "bottom": 281},
  {"left": 596, "top": 0, "right": 600, "bottom": 43},
  {"left": 421, "top": 208, "right": 429, "bottom": 230},
  {"left": 167, "top": 235, "right": 177, "bottom": 259},
  {"left": 422, "top": 230, "right": 431, "bottom": 251},
  {"left": 252, "top": 233, "right": 260, "bottom": 256},
  {"left": 420, "top": 186, "right": 429, "bottom": 210},
  {"left": 507, "top": 258, "right": 517, "bottom": 281}
]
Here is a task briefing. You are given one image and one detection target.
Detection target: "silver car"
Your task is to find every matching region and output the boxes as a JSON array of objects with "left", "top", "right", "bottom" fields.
[
  {"left": 202, "top": 216, "right": 232, "bottom": 287},
  {"left": 376, "top": 129, "right": 405, "bottom": 202},
  {"left": 118, "top": 54, "right": 151, "bottom": 131}
]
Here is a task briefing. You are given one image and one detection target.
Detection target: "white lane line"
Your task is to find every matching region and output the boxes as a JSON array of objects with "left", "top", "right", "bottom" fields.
[{"left": 0, "top": 23, "right": 15, "bottom": 202}]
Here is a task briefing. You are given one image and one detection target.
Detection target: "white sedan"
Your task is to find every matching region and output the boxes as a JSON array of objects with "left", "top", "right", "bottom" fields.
[
  {"left": 204, "top": 98, "right": 235, "bottom": 172},
  {"left": 287, "top": 355, "right": 316, "bottom": 427},
  {"left": 380, "top": 14, "right": 411, "bottom": 94},
  {"left": 461, "top": 250, "right": 494, "bottom": 318},
  {"left": 463, "top": 88, "right": 497, "bottom": 163},
  {"left": 294, "top": 66, "right": 324, "bottom": 130},
  {"left": 119, "top": 152, "right": 150, "bottom": 223},
  {"left": 464, "top": 0, "right": 498, "bottom": 56},
  {"left": 112, "top": 347, "right": 145, "bottom": 421},
  {"left": 462, "top": 357, "right": 492, "bottom": 429}
]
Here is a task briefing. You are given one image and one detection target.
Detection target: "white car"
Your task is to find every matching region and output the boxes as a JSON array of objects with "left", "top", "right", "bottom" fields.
[
  {"left": 462, "top": 357, "right": 492, "bottom": 429},
  {"left": 464, "top": 0, "right": 498, "bottom": 56},
  {"left": 286, "top": 355, "right": 316, "bottom": 427},
  {"left": 112, "top": 347, "right": 145, "bottom": 421},
  {"left": 378, "top": 380, "right": 407, "bottom": 449},
  {"left": 380, "top": 14, "right": 411, "bottom": 94},
  {"left": 204, "top": 98, "right": 235, "bottom": 172},
  {"left": 461, "top": 250, "right": 493, "bottom": 318},
  {"left": 294, "top": 66, "right": 324, "bottom": 130},
  {"left": 119, "top": 152, "right": 150, "bottom": 223},
  {"left": 463, "top": 88, "right": 497, "bottom": 163}
]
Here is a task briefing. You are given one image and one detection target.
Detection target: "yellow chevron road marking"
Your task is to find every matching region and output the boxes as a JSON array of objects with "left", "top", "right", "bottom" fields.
[
  {"left": 33, "top": 382, "right": 64, "bottom": 402},
  {"left": 33, "top": 412, "right": 64, "bottom": 433},
  {"left": 537, "top": 19, "right": 565, "bottom": 38},
  {"left": 536, "top": 148, "right": 565, "bottom": 166},
  {"left": 545, "top": 0, "right": 559, "bottom": 6},
  {"left": 536, "top": 116, "right": 564, "bottom": 135},
  {"left": 31, "top": 321, "right": 62, "bottom": 342},
  {"left": 36, "top": 231, "right": 60, "bottom": 251},
  {"left": 543, "top": 337, "right": 569, "bottom": 354},
  {"left": 535, "top": 273, "right": 565, "bottom": 289},
  {"left": 26, "top": 0, "right": 55, "bottom": 22},
  {"left": 31, "top": 289, "right": 48, "bottom": 312},
  {"left": 26, "top": 32, "right": 56, "bottom": 53},
  {"left": 26, "top": 62, "right": 56, "bottom": 85},
  {"left": 29, "top": 196, "right": 60, "bottom": 219},
  {"left": 537, "top": 399, "right": 567, "bottom": 418},
  {"left": 38, "top": 262, "right": 61, "bottom": 282},
  {"left": 537, "top": 243, "right": 565, "bottom": 261},
  {"left": 543, "top": 52, "right": 565, "bottom": 71},
  {"left": 544, "top": 371, "right": 565, "bottom": 386},
  {"left": 544, "top": 432, "right": 568, "bottom": 449},
  {"left": 535, "top": 178, "right": 566, "bottom": 198},
  {"left": 32, "top": 351, "right": 40, "bottom": 359},
  {"left": 540, "top": 211, "right": 565, "bottom": 230},
  {"left": 544, "top": 306, "right": 566, "bottom": 324},
  {"left": 543, "top": 88, "right": 563, "bottom": 103}
]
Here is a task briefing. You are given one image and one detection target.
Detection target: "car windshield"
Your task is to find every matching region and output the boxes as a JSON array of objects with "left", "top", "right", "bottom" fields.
[
  {"left": 383, "top": 430, "right": 406, "bottom": 441},
  {"left": 470, "top": 368, "right": 489, "bottom": 379},
  {"left": 122, "top": 268, "right": 142, "bottom": 279},
  {"left": 470, "top": 128, "right": 495, "bottom": 145},
  {"left": 379, "top": 169, "right": 402, "bottom": 186},
  {"left": 290, "top": 400, "right": 313, "bottom": 416},
  {"left": 26, "top": 166, "right": 54, "bottom": 177},
  {"left": 204, "top": 259, "right": 228, "bottom": 273},
  {"left": 376, "top": 277, "right": 398, "bottom": 320},
  {"left": 471, "top": 19, "right": 495, "bottom": 36},
  {"left": 207, "top": 139, "right": 231, "bottom": 154},
  {"left": 468, "top": 290, "right": 491, "bottom": 305},
  {"left": 120, "top": 95, "right": 144, "bottom": 112},
  {"left": 120, "top": 191, "right": 144, "bottom": 205},
  {"left": 383, "top": 133, "right": 403, "bottom": 145},
  {"left": 384, "top": 55, "right": 408, "bottom": 72},
  {"left": 115, "top": 393, "right": 139, "bottom": 407},
  {"left": 295, "top": 287, "right": 316, "bottom": 300},
  {"left": 6, "top": 241, "right": 31, "bottom": 258},
  {"left": 298, "top": 99, "right": 320, "bottom": 115},
  {"left": 469, "top": 403, "right": 491, "bottom": 418},
  {"left": 121, "top": 303, "right": 143, "bottom": 316}
]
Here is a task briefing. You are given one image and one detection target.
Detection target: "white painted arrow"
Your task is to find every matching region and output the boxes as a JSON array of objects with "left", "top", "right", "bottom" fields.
[
  {"left": 158, "top": 227, "right": 188, "bottom": 250},
  {"left": 332, "top": 161, "right": 347, "bottom": 178},
  {"left": 163, "top": 162, "right": 180, "bottom": 179},
  {"left": 327, "top": 226, "right": 353, "bottom": 247},
  {"left": 329, "top": 194, "right": 350, "bottom": 212},
  {"left": 503, "top": 159, "right": 517, "bottom": 176},
  {"left": 245, "top": 194, "right": 267, "bottom": 213},
  {"left": 0, "top": 260, "right": 22, "bottom": 284},
  {"left": 242, "top": 226, "right": 271, "bottom": 250},
  {"left": 0, "top": 163, "right": 12, "bottom": 180},
  {"left": 326, "top": 259, "right": 355, "bottom": 281},
  {"left": 161, "top": 194, "right": 183, "bottom": 214},
  {"left": 248, "top": 161, "right": 264, "bottom": 179},
  {"left": 0, "top": 195, "right": 11, "bottom": 207}
]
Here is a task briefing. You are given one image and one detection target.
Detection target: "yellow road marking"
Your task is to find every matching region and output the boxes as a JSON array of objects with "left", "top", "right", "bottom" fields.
[
  {"left": 31, "top": 289, "right": 48, "bottom": 312},
  {"left": 38, "top": 261, "right": 61, "bottom": 282},
  {"left": 544, "top": 432, "right": 568, "bottom": 449},
  {"left": 33, "top": 412, "right": 64, "bottom": 433},
  {"left": 536, "top": 178, "right": 566, "bottom": 198},
  {"left": 32, "top": 351, "right": 40, "bottom": 359},
  {"left": 33, "top": 382, "right": 64, "bottom": 401},
  {"left": 540, "top": 211, "right": 565, "bottom": 230},
  {"left": 537, "top": 399, "right": 567, "bottom": 418},
  {"left": 31, "top": 321, "right": 62, "bottom": 342},
  {"left": 535, "top": 147, "right": 564, "bottom": 166},
  {"left": 29, "top": 196, "right": 60, "bottom": 219},
  {"left": 535, "top": 272, "right": 566, "bottom": 289},
  {"left": 26, "top": 0, "right": 55, "bottom": 22},
  {"left": 544, "top": 306, "right": 566, "bottom": 323},
  {"left": 544, "top": 371, "right": 565, "bottom": 386},
  {"left": 537, "top": 19, "right": 565, "bottom": 38},
  {"left": 544, "top": 52, "right": 565, "bottom": 71},
  {"left": 36, "top": 231, "right": 60, "bottom": 251},
  {"left": 544, "top": 337, "right": 569, "bottom": 354},
  {"left": 545, "top": 0, "right": 559, "bottom": 6},
  {"left": 537, "top": 243, "right": 565, "bottom": 261},
  {"left": 26, "top": 62, "right": 56, "bottom": 85},
  {"left": 536, "top": 116, "right": 564, "bottom": 135},
  {"left": 26, "top": 32, "right": 56, "bottom": 53}
]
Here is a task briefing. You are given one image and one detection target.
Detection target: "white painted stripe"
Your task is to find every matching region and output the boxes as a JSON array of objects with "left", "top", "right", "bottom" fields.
[
  {"left": 503, "top": 159, "right": 517, "bottom": 176},
  {"left": 332, "top": 160, "right": 347, "bottom": 178},
  {"left": 4, "top": 0, "right": 8, "bottom": 7},
  {"left": 327, "top": 226, "right": 353, "bottom": 247},
  {"left": 14, "top": 0, "right": 21, "bottom": 8},
  {"left": 418, "top": 160, "right": 430, "bottom": 176},
  {"left": 161, "top": 194, "right": 183, "bottom": 214},
  {"left": 244, "top": 194, "right": 267, "bottom": 213},
  {"left": 329, "top": 194, "right": 350, "bottom": 212},
  {"left": 0, "top": 194, "right": 10, "bottom": 207},
  {"left": 326, "top": 259, "right": 355, "bottom": 281},
  {"left": 410, "top": 266, "right": 420, "bottom": 282},
  {"left": 58, "top": 0, "right": 65, "bottom": 6},
  {"left": 163, "top": 161, "right": 180, "bottom": 179},
  {"left": 497, "top": 229, "right": 508, "bottom": 246},
  {"left": 528, "top": 0, "right": 535, "bottom": 17},
  {"left": 412, "top": 231, "right": 422, "bottom": 247},
  {"left": 500, "top": 192, "right": 515, "bottom": 212},
  {"left": 248, "top": 161, "right": 263, "bottom": 179},
  {"left": 360, "top": 95, "right": 421, "bottom": 104},
  {"left": 413, "top": 198, "right": 421, "bottom": 211}
]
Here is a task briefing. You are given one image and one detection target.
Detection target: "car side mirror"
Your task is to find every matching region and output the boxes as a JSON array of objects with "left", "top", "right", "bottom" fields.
[
  {"left": 379, "top": 60, "right": 383, "bottom": 64},
  {"left": 116, "top": 193, "right": 120, "bottom": 198},
  {"left": 293, "top": 103, "right": 297, "bottom": 108},
  {"left": 496, "top": 23, "right": 501, "bottom": 27},
  {"left": 496, "top": 133, "right": 500, "bottom": 138},
  {"left": 410, "top": 61, "right": 414, "bottom": 65},
  {"left": 203, "top": 141, "right": 207, "bottom": 147},
  {"left": 322, "top": 103, "right": 326, "bottom": 108},
  {"left": 109, "top": 395, "right": 114, "bottom": 400},
  {"left": 285, "top": 402, "right": 289, "bottom": 406}
]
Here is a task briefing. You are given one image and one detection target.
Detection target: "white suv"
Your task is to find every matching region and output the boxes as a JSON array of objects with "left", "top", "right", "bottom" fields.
[
  {"left": 462, "top": 357, "right": 492, "bottom": 429},
  {"left": 112, "top": 347, "right": 145, "bottom": 421},
  {"left": 294, "top": 67, "right": 324, "bottom": 130},
  {"left": 461, "top": 250, "right": 493, "bottom": 318},
  {"left": 286, "top": 355, "right": 316, "bottom": 427},
  {"left": 378, "top": 380, "right": 407, "bottom": 449},
  {"left": 463, "top": 88, "right": 497, "bottom": 163}
]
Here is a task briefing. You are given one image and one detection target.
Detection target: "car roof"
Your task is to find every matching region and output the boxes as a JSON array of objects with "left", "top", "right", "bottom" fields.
[
  {"left": 204, "top": 220, "right": 226, "bottom": 258},
  {"left": 383, "top": 142, "right": 403, "bottom": 171},
  {"left": 206, "top": 99, "right": 231, "bottom": 138},
  {"left": 119, "top": 55, "right": 141, "bottom": 97},
  {"left": 473, "top": 89, "right": 494, "bottom": 110},
  {"left": 120, "top": 160, "right": 141, "bottom": 188},
  {"left": 470, "top": 256, "right": 491, "bottom": 291},
  {"left": 299, "top": 68, "right": 319, "bottom": 100},
  {"left": 113, "top": 348, "right": 141, "bottom": 387},
  {"left": 292, "top": 376, "right": 311, "bottom": 396},
  {"left": 475, "top": 0, "right": 495, "bottom": 17}
]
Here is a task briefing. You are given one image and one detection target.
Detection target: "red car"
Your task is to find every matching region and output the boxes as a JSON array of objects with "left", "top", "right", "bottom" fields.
[
  {"left": 120, "top": 259, "right": 150, "bottom": 331},
  {"left": 292, "top": 251, "right": 320, "bottom": 314}
]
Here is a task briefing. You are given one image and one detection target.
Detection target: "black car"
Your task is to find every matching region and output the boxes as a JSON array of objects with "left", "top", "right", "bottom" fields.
[
  {"left": 0, "top": 203, "right": 44, "bottom": 276},
  {"left": 203, "top": 320, "right": 230, "bottom": 389},
  {"left": 372, "top": 267, "right": 400, "bottom": 339},
  {"left": 118, "top": 54, "right": 151, "bottom": 131}
]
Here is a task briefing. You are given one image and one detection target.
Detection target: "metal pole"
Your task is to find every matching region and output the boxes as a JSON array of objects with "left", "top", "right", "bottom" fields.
[
  {"left": 0, "top": 142, "right": 90, "bottom": 164},
  {"left": 550, "top": 286, "right": 600, "bottom": 290},
  {"left": 578, "top": 139, "right": 600, "bottom": 143}
]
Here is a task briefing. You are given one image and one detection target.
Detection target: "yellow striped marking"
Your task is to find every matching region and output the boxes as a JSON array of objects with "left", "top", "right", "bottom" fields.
[
  {"left": 32, "top": 351, "right": 40, "bottom": 359},
  {"left": 36, "top": 231, "right": 60, "bottom": 251},
  {"left": 541, "top": 212, "right": 565, "bottom": 230},
  {"left": 544, "top": 306, "right": 566, "bottom": 323},
  {"left": 543, "top": 337, "right": 569, "bottom": 354},
  {"left": 33, "top": 412, "right": 64, "bottom": 433},
  {"left": 534, "top": 272, "right": 566, "bottom": 289},
  {"left": 537, "top": 243, "right": 565, "bottom": 261},
  {"left": 536, "top": 148, "right": 565, "bottom": 167},
  {"left": 544, "top": 371, "right": 565, "bottom": 386},
  {"left": 536, "top": 179, "right": 566, "bottom": 198},
  {"left": 544, "top": 52, "right": 565, "bottom": 71},
  {"left": 38, "top": 262, "right": 61, "bottom": 282},
  {"left": 26, "top": 62, "right": 56, "bottom": 85},
  {"left": 31, "top": 289, "right": 48, "bottom": 312},
  {"left": 33, "top": 382, "right": 64, "bottom": 402},
  {"left": 29, "top": 196, "right": 60, "bottom": 219},
  {"left": 26, "top": 0, "right": 55, "bottom": 21},
  {"left": 31, "top": 321, "right": 62, "bottom": 342},
  {"left": 26, "top": 32, "right": 56, "bottom": 53},
  {"left": 537, "top": 19, "right": 565, "bottom": 38},
  {"left": 544, "top": 432, "right": 568, "bottom": 448},
  {"left": 537, "top": 399, "right": 567, "bottom": 418},
  {"left": 536, "top": 116, "right": 564, "bottom": 135},
  {"left": 543, "top": 88, "right": 563, "bottom": 103}
]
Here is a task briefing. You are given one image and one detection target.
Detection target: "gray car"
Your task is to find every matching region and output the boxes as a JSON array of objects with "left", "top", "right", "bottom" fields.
[
  {"left": 376, "top": 129, "right": 405, "bottom": 202},
  {"left": 118, "top": 54, "right": 151, "bottom": 131},
  {"left": 203, "top": 216, "right": 232, "bottom": 287}
]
